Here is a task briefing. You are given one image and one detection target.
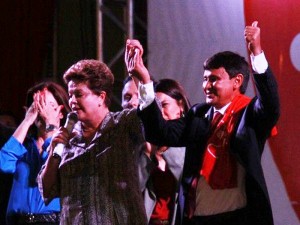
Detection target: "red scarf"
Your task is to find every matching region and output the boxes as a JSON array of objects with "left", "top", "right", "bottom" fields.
[{"left": 200, "top": 94, "right": 251, "bottom": 189}]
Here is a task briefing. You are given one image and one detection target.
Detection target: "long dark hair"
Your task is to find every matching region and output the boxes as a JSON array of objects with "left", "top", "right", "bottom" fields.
[{"left": 154, "top": 78, "right": 190, "bottom": 114}]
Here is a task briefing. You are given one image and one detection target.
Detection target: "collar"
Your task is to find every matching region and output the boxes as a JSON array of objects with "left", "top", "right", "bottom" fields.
[{"left": 214, "top": 102, "right": 231, "bottom": 115}]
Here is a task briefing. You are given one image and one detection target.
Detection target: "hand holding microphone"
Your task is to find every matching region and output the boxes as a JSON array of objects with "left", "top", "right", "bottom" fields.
[{"left": 52, "top": 112, "right": 78, "bottom": 159}]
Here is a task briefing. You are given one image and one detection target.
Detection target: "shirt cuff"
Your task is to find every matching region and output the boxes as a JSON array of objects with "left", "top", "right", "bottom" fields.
[
  {"left": 3, "top": 136, "right": 27, "bottom": 156},
  {"left": 250, "top": 51, "right": 268, "bottom": 74},
  {"left": 138, "top": 81, "right": 155, "bottom": 110}
]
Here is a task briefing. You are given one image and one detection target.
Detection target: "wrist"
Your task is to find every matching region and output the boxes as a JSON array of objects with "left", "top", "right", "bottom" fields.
[
  {"left": 52, "top": 152, "right": 62, "bottom": 161},
  {"left": 251, "top": 47, "right": 262, "bottom": 56},
  {"left": 22, "top": 117, "right": 34, "bottom": 127},
  {"left": 140, "top": 70, "right": 151, "bottom": 84},
  {"left": 45, "top": 124, "right": 58, "bottom": 133}
]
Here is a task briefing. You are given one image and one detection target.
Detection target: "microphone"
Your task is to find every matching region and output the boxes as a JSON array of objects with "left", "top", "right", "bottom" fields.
[{"left": 52, "top": 112, "right": 78, "bottom": 159}]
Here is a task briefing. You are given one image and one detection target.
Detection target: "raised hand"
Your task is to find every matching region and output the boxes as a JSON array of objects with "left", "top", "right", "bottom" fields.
[
  {"left": 12, "top": 98, "right": 39, "bottom": 144},
  {"left": 23, "top": 101, "right": 39, "bottom": 126},
  {"left": 48, "top": 126, "right": 70, "bottom": 151},
  {"left": 36, "top": 89, "right": 63, "bottom": 127},
  {"left": 125, "top": 39, "right": 143, "bottom": 73},
  {"left": 244, "top": 21, "right": 262, "bottom": 55},
  {"left": 125, "top": 39, "right": 151, "bottom": 84}
]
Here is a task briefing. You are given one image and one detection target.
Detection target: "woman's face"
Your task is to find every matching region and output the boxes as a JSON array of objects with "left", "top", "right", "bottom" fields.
[
  {"left": 68, "top": 81, "right": 104, "bottom": 122},
  {"left": 44, "top": 89, "right": 60, "bottom": 109},
  {"left": 155, "top": 92, "right": 183, "bottom": 120}
]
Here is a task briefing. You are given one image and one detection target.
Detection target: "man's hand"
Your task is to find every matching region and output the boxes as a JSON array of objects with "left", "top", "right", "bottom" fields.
[
  {"left": 125, "top": 39, "right": 151, "bottom": 84},
  {"left": 244, "top": 21, "right": 262, "bottom": 56}
]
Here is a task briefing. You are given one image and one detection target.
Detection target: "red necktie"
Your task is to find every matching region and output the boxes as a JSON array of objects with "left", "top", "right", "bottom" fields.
[{"left": 211, "top": 111, "right": 223, "bottom": 131}]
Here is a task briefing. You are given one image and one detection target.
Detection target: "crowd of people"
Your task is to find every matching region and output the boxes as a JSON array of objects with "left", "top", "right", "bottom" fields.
[
  {"left": 121, "top": 76, "right": 190, "bottom": 225},
  {"left": 0, "top": 21, "right": 279, "bottom": 225},
  {"left": 125, "top": 21, "right": 279, "bottom": 225}
]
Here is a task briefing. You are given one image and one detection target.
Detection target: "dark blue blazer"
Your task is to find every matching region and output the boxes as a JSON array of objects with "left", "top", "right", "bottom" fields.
[{"left": 138, "top": 67, "right": 280, "bottom": 225}]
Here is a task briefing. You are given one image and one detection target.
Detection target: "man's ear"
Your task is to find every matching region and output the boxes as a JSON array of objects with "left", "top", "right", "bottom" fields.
[{"left": 234, "top": 74, "right": 244, "bottom": 90}]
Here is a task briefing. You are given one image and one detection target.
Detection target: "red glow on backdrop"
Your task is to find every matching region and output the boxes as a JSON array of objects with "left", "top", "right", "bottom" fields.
[{"left": 245, "top": 0, "right": 300, "bottom": 219}]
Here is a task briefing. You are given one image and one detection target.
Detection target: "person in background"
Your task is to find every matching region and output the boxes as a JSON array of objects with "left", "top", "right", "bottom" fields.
[
  {"left": 0, "top": 111, "right": 18, "bottom": 128},
  {"left": 122, "top": 75, "right": 156, "bottom": 109},
  {"left": 125, "top": 21, "right": 279, "bottom": 225},
  {"left": 121, "top": 76, "right": 190, "bottom": 225},
  {"left": 121, "top": 76, "right": 139, "bottom": 109},
  {"left": 0, "top": 110, "right": 18, "bottom": 225},
  {"left": 0, "top": 81, "right": 70, "bottom": 225},
  {"left": 38, "top": 59, "right": 147, "bottom": 225},
  {"left": 145, "top": 79, "right": 190, "bottom": 225}
]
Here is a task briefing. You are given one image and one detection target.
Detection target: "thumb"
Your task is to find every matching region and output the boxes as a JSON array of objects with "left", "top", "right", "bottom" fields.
[{"left": 252, "top": 21, "right": 258, "bottom": 27}]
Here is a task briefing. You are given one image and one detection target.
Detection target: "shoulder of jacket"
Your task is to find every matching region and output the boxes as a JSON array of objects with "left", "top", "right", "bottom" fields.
[{"left": 189, "top": 103, "right": 210, "bottom": 116}]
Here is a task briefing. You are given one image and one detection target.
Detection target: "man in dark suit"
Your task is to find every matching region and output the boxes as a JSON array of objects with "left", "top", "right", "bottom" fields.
[{"left": 125, "top": 21, "right": 279, "bottom": 225}]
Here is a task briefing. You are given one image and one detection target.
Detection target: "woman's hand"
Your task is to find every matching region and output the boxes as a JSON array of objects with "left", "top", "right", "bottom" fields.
[
  {"left": 23, "top": 100, "right": 39, "bottom": 126},
  {"left": 35, "top": 89, "right": 63, "bottom": 128},
  {"left": 48, "top": 127, "right": 70, "bottom": 154},
  {"left": 12, "top": 98, "right": 39, "bottom": 144},
  {"left": 125, "top": 39, "right": 151, "bottom": 84}
]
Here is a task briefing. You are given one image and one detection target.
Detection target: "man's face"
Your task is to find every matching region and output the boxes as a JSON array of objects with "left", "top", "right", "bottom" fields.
[
  {"left": 202, "top": 67, "right": 238, "bottom": 109},
  {"left": 122, "top": 80, "right": 139, "bottom": 109}
]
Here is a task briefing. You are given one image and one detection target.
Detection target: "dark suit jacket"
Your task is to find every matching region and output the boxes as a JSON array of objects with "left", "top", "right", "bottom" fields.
[{"left": 138, "top": 67, "right": 280, "bottom": 225}]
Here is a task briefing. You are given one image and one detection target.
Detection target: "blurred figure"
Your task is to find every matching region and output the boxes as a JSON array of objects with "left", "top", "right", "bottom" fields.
[
  {"left": 121, "top": 76, "right": 139, "bottom": 109},
  {"left": 0, "top": 81, "right": 70, "bottom": 225},
  {"left": 38, "top": 60, "right": 147, "bottom": 225},
  {"left": 0, "top": 111, "right": 18, "bottom": 128},
  {"left": 0, "top": 111, "right": 16, "bottom": 225}
]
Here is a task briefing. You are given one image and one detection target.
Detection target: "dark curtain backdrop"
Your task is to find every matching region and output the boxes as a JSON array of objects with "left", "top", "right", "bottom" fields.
[
  {"left": 0, "top": 0, "right": 55, "bottom": 121},
  {"left": 0, "top": 0, "right": 98, "bottom": 122}
]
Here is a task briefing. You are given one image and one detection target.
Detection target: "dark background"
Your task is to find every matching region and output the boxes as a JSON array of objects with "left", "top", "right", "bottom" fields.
[{"left": 0, "top": 0, "right": 147, "bottom": 121}]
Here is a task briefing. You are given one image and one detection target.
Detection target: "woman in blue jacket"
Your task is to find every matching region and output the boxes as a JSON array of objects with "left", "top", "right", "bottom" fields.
[{"left": 0, "top": 81, "right": 70, "bottom": 225}]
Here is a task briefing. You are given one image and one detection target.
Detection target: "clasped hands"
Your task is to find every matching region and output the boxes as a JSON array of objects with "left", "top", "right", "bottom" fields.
[{"left": 125, "top": 39, "right": 151, "bottom": 84}]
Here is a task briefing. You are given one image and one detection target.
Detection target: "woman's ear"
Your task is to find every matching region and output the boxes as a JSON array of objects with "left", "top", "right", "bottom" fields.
[
  {"left": 98, "top": 91, "right": 107, "bottom": 107},
  {"left": 58, "top": 105, "right": 64, "bottom": 119},
  {"left": 178, "top": 99, "right": 185, "bottom": 117}
]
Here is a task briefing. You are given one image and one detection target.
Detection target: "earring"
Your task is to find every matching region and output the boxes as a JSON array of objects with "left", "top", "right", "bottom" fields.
[{"left": 181, "top": 110, "right": 185, "bottom": 118}]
